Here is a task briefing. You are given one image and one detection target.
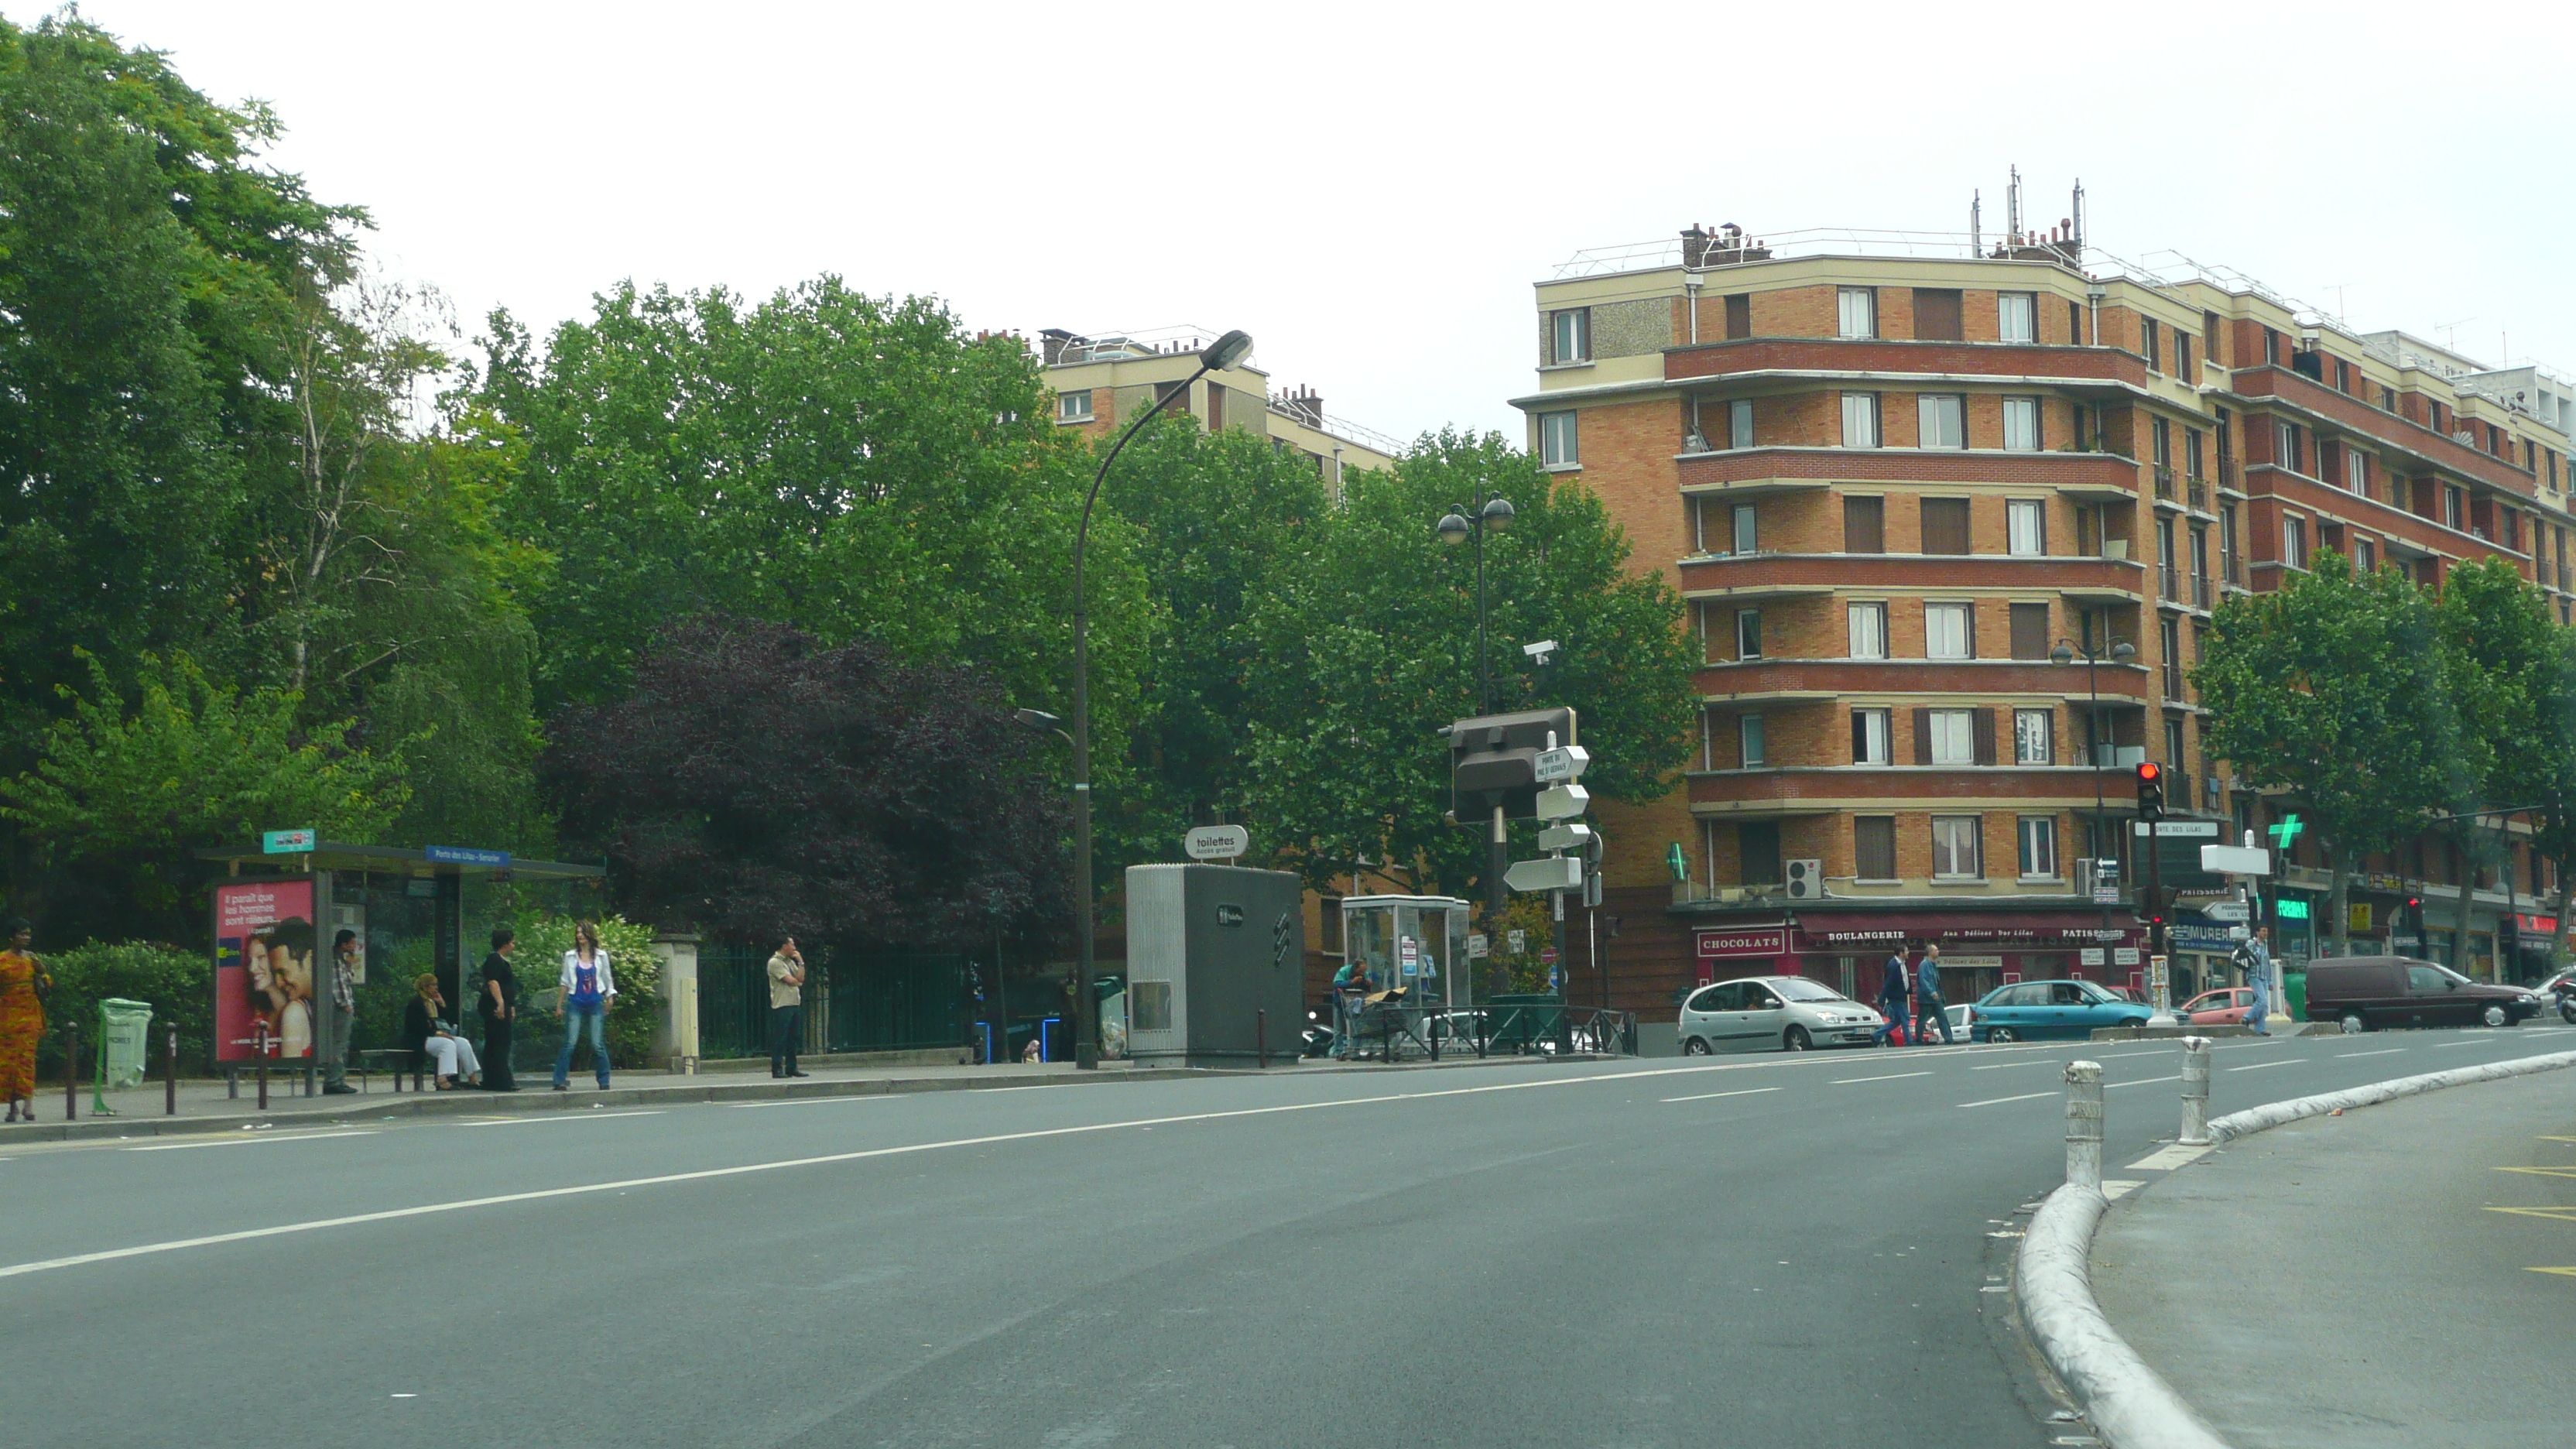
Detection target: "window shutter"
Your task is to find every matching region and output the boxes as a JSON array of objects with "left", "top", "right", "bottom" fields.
[
  {"left": 1962, "top": 603, "right": 1978, "bottom": 659},
  {"left": 1913, "top": 288, "right": 1963, "bottom": 341},
  {"left": 2040, "top": 709, "right": 2057, "bottom": 764},
  {"left": 1913, "top": 707, "right": 1934, "bottom": 766},
  {"left": 1972, "top": 815, "right": 1990, "bottom": 877},
  {"left": 1725, "top": 293, "right": 1751, "bottom": 339},
  {"left": 2009, "top": 602, "right": 2049, "bottom": 660},
  {"left": 1845, "top": 495, "right": 1885, "bottom": 553},
  {"left": 1973, "top": 709, "right": 1997, "bottom": 766}
]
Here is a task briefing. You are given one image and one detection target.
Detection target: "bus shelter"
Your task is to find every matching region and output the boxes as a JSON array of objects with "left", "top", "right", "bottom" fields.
[
  {"left": 201, "top": 841, "right": 605, "bottom": 1094},
  {"left": 1339, "top": 895, "right": 1473, "bottom": 1010}
]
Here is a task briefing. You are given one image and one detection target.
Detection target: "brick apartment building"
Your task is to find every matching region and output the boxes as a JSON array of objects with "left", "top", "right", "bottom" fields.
[
  {"left": 1038, "top": 324, "right": 1402, "bottom": 479},
  {"left": 1513, "top": 220, "right": 2576, "bottom": 1010}
]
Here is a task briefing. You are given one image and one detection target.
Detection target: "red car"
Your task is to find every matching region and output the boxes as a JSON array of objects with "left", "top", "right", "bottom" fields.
[{"left": 2177, "top": 987, "right": 2254, "bottom": 1025}]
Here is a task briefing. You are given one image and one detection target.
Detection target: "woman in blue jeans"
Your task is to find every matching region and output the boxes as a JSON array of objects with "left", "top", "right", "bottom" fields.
[{"left": 553, "top": 920, "right": 617, "bottom": 1090}]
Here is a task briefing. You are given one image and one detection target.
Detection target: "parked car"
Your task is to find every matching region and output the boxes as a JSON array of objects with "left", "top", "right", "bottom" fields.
[
  {"left": 1679, "top": 975, "right": 1883, "bottom": 1053},
  {"left": 1968, "top": 979, "right": 2153, "bottom": 1042},
  {"left": 2302, "top": 957, "right": 2543, "bottom": 1033},
  {"left": 2177, "top": 987, "right": 2254, "bottom": 1026},
  {"left": 1942, "top": 1002, "right": 1976, "bottom": 1043}
]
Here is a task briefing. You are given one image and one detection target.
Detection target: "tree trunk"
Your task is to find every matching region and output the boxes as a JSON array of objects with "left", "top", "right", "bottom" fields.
[
  {"left": 2324, "top": 849, "right": 2351, "bottom": 961},
  {"left": 2447, "top": 830, "right": 2476, "bottom": 975}
]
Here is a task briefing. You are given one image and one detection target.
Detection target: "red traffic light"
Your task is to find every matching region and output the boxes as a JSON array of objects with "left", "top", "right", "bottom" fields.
[{"left": 2135, "top": 762, "right": 2162, "bottom": 783}]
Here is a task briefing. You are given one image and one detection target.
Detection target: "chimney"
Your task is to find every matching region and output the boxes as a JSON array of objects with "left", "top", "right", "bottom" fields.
[
  {"left": 1039, "top": 328, "right": 1077, "bottom": 366},
  {"left": 1681, "top": 223, "right": 1711, "bottom": 270}
]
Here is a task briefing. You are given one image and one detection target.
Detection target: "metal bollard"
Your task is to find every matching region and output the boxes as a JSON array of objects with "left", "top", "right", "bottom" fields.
[
  {"left": 63, "top": 1018, "right": 78, "bottom": 1121},
  {"left": 166, "top": 1029, "right": 179, "bottom": 1115},
  {"left": 1256, "top": 1009, "right": 1268, "bottom": 1070},
  {"left": 2177, "top": 1035, "right": 2212, "bottom": 1145},
  {"left": 2064, "top": 1060, "right": 2103, "bottom": 1189}
]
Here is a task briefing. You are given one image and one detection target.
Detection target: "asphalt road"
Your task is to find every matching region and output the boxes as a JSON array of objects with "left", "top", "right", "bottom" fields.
[
  {"left": 2093, "top": 1064, "right": 2576, "bottom": 1448},
  {"left": 5, "top": 1023, "right": 2569, "bottom": 1448}
]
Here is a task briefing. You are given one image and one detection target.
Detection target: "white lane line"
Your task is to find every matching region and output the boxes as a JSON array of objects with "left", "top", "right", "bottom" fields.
[
  {"left": 0, "top": 1064, "right": 1811, "bottom": 1280},
  {"left": 1971, "top": 1060, "right": 2058, "bottom": 1071},
  {"left": 1660, "top": 1087, "right": 1782, "bottom": 1104},
  {"left": 1831, "top": 1071, "right": 1932, "bottom": 1085},
  {"left": 724, "top": 1097, "right": 901, "bottom": 1110},
  {"left": 2093, "top": 1051, "right": 2171, "bottom": 1060},
  {"left": 1958, "top": 1091, "right": 2057, "bottom": 1108},
  {"left": 126, "top": 1131, "right": 378, "bottom": 1153},
  {"left": 454, "top": 1111, "right": 666, "bottom": 1127},
  {"left": 2105, "top": 1074, "right": 2183, "bottom": 1090},
  {"left": 2226, "top": 1059, "right": 2304, "bottom": 1072},
  {"left": 2432, "top": 1039, "right": 2506, "bottom": 1049},
  {"left": 2334, "top": 1048, "right": 2407, "bottom": 1060}
]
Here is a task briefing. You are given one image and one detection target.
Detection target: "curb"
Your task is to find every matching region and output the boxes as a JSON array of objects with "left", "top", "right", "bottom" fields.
[
  {"left": 2207, "top": 1048, "right": 2576, "bottom": 1142},
  {"left": 2018, "top": 1045, "right": 2576, "bottom": 1448},
  {"left": 2016, "top": 1184, "right": 2229, "bottom": 1449}
]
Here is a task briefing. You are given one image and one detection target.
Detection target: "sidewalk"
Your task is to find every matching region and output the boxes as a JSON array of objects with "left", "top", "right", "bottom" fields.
[
  {"left": 2088, "top": 1069, "right": 2576, "bottom": 1447},
  {"left": 0, "top": 1043, "right": 1601, "bottom": 1145}
]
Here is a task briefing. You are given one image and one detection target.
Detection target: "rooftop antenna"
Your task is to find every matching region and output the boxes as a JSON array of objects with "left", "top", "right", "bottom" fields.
[
  {"left": 2071, "top": 179, "right": 2085, "bottom": 250},
  {"left": 2435, "top": 317, "right": 2475, "bottom": 352},
  {"left": 2007, "top": 166, "right": 2022, "bottom": 245},
  {"left": 1971, "top": 190, "right": 1982, "bottom": 255}
]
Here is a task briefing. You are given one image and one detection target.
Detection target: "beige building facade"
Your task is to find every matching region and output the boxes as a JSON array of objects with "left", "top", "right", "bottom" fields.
[{"left": 1038, "top": 325, "right": 1402, "bottom": 481}]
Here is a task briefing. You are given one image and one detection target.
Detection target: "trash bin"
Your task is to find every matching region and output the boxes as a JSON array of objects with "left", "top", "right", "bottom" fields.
[
  {"left": 2282, "top": 971, "right": 2305, "bottom": 1023},
  {"left": 95, "top": 998, "right": 155, "bottom": 1114}
]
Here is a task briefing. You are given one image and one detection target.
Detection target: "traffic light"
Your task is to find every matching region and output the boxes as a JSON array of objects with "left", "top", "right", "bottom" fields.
[
  {"left": 2134, "top": 761, "right": 2165, "bottom": 820},
  {"left": 1445, "top": 707, "right": 1577, "bottom": 822}
]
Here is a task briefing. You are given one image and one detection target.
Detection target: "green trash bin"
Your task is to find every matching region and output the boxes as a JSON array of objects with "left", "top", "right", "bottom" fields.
[
  {"left": 2282, "top": 971, "right": 2306, "bottom": 1023},
  {"left": 94, "top": 998, "right": 154, "bottom": 1115}
]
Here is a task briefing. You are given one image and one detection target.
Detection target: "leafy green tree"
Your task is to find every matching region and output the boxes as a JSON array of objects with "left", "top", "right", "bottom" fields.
[
  {"left": 481, "top": 279, "right": 1146, "bottom": 735},
  {"left": 0, "top": 653, "right": 409, "bottom": 941},
  {"left": 2429, "top": 558, "right": 2554, "bottom": 971},
  {"left": 2194, "top": 552, "right": 2457, "bottom": 957},
  {"left": 1239, "top": 430, "right": 1698, "bottom": 898}
]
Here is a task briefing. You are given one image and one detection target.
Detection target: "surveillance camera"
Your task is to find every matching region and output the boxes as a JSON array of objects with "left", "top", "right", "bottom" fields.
[{"left": 1523, "top": 638, "right": 1560, "bottom": 663}]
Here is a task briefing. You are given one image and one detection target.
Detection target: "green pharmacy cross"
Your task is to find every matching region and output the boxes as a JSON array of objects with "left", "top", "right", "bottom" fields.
[{"left": 2267, "top": 814, "right": 2304, "bottom": 851}]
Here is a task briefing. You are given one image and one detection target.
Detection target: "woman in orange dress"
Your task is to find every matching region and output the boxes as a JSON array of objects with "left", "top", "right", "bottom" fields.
[{"left": 1, "top": 918, "right": 50, "bottom": 1122}]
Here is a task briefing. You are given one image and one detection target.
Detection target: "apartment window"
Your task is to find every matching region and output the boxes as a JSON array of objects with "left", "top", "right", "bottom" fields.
[
  {"left": 2263, "top": 329, "right": 2280, "bottom": 365},
  {"left": 1855, "top": 817, "right": 1897, "bottom": 880},
  {"left": 2163, "top": 716, "right": 2186, "bottom": 769},
  {"left": 1926, "top": 709, "right": 1976, "bottom": 766},
  {"left": 1913, "top": 288, "right": 1963, "bottom": 341},
  {"left": 2002, "top": 396, "right": 2041, "bottom": 451},
  {"left": 1724, "top": 293, "right": 1751, "bottom": 339},
  {"left": 1539, "top": 410, "right": 1579, "bottom": 468},
  {"left": 2283, "top": 514, "right": 2309, "bottom": 570},
  {"left": 2334, "top": 358, "right": 2351, "bottom": 394},
  {"left": 1920, "top": 497, "right": 1972, "bottom": 555},
  {"left": 1844, "top": 495, "right": 1886, "bottom": 553},
  {"left": 1998, "top": 292, "right": 2036, "bottom": 344},
  {"left": 2348, "top": 450, "right": 2369, "bottom": 495},
  {"left": 1057, "top": 389, "right": 1094, "bottom": 420},
  {"left": 2202, "top": 310, "right": 2222, "bottom": 365},
  {"left": 2008, "top": 499, "right": 2047, "bottom": 557},
  {"left": 1728, "top": 397, "right": 1754, "bottom": 450},
  {"left": 1852, "top": 708, "right": 1892, "bottom": 765},
  {"left": 1931, "top": 816, "right": 1983, "bottom": 879},
  {"left": 1841, "top": 392, "right": 1882, "bottom": 447},
  {"left": 2444, "top": 485, "right": 2465, "bottom": 530},
  {"left": 2176, "top": 332, "right": 2193, "bottom": 376},
  {"left": 2014, "top": 707, "right": 2055, "bottom": 764},
  {"left": 1550, "top": 308, "right": 1590, "bottom": 364},
  {"left": 1848, "top": 601, "right": 1888, "bottom": 659},
  {"left": 2357, "top": 538, "right": 2376, "bottom": 572},
  {"left": 1738, "top": 713, "right": 1766, "bottom": 768},
  {"left": 2009, "top": 601, "right": 2050, "bottom": 659},
  {"left": 1838, "top": 286, "right": 1877, "bottom": 339},
  {"left": 1738, "top": 822, "right": 1783, "bottom": 886},
  {"left": 2380, "top": 385, "right": 2397, "bottom": 412},
  {"left": 2185, "top": 427, "right": 2204, "bottom": 481},
  {"left": 2142, "top": 319, "right": 2161, "bottom": 372},
  {"left": 1735, "top": 609, "right": 1762, "bottom": 659},
  {"left": 1731, "top": 502, "right": 1758, "bottom": 555},
  {"left": 2273, "top": 419, "right": 2303, "bottom": 474},
  {"left": 1925, "top": 602, "right": 1972, "bottom": 659},
  {"left": 2152, "top": 417, "right": 2172, "bottom": 467},
  {"left": 2018, "top": 817, "right": 2060, "bottom": 880},
  {"left": 1917, "top": 394, "right": 1966, "bottom": 449}
]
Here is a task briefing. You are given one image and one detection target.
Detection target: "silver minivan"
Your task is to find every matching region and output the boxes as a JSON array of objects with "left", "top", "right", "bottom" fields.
[{"left": 1679, "top": 975, "right": 1885, "bottom": 1053}]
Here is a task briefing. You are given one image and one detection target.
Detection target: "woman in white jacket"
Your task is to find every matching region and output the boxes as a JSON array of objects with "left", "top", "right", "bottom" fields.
[{"left": 551, "top": 920, "right": 618, "bottom": 1091}]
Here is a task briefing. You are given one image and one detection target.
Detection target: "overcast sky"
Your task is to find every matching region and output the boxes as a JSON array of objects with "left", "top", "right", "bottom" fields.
[{"left": 17, "top": 2, "right": 2571, "bottom": 442}]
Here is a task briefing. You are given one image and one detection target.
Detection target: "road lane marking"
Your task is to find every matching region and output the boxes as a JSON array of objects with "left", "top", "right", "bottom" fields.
[
  {"left": 454, "top": 1110, "right": 666, "bottom": 1127},
  {"left": 2496, "top": 1166, "right": 2576, "bottom": 1180},
  {"left": 125, "top": 1131, "right": 377, "bottom": 1152},
  {"left": 1660, "top": 1088, "right": 1782, "bottom": 1104},
  {"left": 2334, "top": 1049, "right": 2406, "bottom": 1059},
  {"left": 2093, "top": 1052, "right": 2170, "bottom": 1060},
  {"left": 0, "top": 1063, "right": 1843, "bottom": 1280},
  {"left": 2225, "top": 1059, "right": 2304, "bottom": 1072},
  {"left": 724, "top": 1097, "right": 902, "bottom": 1109},
  {"left": 1958, "top": 1091, "right": 2056, "bottom": 1108},
  {"left": 2105, "top": 1074, "right": 2183, "bottom": 1090},
  {"left": 1972, "top": 1060, "right": 2057, "bottom": 1071},
  {"left": 2488, "top": 1206, "right": 2576, "bottom": 1221},
  {"left": 2129, "top": 1143, "right": 2214, "bottom": 1170},
  {"left": 2526, "top": 1266, "right": 2576, "bottom": 1277},
  {"left": 1830, "top": 1071, "right": 1930, "bottom": 1085}
]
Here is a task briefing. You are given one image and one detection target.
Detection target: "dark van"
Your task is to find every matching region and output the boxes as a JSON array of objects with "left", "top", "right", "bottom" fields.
[{"left": 2302, "top": 956, "right": 2543, "bottom": 1033}]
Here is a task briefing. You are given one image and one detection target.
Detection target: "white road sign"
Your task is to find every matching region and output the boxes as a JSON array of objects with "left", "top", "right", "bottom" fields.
[
  {"left": 1184, "top": 824, "right": 1249, "bottom": 861},
  {"left": 1505, "top": 856, "right": 1584, "bottom": 892},
  {"left": 1533, "top": 745, "right": 1591, "bottom": 784},
  {"left": 1535, "top": 784, "right": 1591, "bottom": 820}
]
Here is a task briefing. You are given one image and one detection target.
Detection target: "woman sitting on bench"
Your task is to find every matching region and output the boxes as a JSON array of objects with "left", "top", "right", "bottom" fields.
[{"left": 403, "top": 973, "right": 482, "bottom": 1089}]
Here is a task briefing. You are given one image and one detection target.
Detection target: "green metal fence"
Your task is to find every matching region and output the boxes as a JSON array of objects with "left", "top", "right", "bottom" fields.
[{"left": 697, "top": 945, "right": 966, "bottom": 1059}]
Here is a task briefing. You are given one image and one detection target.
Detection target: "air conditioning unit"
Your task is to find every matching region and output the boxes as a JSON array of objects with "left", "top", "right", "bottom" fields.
[
  {"left": 1716, "top": 887, "right": 1745, "bottom": 903},
  {"left": 1784, "top": 859, "right": 1825, "bottom": 899}
]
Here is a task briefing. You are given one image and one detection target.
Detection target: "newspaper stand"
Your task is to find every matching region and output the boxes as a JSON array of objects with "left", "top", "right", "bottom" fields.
[{"left": 91, "top": 998, "right": 153, "bottom": 1115}]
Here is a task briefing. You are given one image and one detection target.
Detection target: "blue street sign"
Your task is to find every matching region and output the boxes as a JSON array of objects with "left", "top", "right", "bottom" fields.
[{"left": 424, "top": 844, "right": 511, "bottom": 868}]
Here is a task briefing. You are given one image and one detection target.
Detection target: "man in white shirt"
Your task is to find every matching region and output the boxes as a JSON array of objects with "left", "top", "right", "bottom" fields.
[{"left": 768, "top": 938, "right": 808, "bottom": 1078}]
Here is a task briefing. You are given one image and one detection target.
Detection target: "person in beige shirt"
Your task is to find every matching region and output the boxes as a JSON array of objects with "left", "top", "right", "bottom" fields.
[{"left": 767, "top": 937, "right": 808, "bottom": 1077}]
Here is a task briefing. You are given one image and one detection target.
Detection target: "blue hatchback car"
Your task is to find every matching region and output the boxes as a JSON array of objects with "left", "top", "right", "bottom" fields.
[{"left": 1969, "top": 978, "right": 2153, "bottom": 1042}]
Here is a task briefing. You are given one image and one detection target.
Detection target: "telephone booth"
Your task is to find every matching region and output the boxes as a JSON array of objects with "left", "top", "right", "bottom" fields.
[{"left": 1338, "top": 895, "right": 1475, "bottom": 1012}]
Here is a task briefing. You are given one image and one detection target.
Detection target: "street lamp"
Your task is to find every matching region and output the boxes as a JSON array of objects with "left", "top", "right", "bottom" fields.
[
  {"left": 1435, "top": 495, "right": 1516, "bottom": 712},
  {"left": 2050, "top": 635, "right": 2136, "bottom": 913},
  {"left": 1064, "top": 330, "right": 1252, "bottom": 1070}
]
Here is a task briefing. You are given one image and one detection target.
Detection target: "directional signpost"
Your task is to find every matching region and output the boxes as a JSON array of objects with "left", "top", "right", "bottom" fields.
[{"left": 1504, "top": 856, "right": 1583, "bottom": 892}]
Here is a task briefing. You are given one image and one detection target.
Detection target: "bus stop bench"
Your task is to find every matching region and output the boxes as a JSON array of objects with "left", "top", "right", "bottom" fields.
[{"left": 351, "top": 1048, "right": 426, "bottom": 1092}]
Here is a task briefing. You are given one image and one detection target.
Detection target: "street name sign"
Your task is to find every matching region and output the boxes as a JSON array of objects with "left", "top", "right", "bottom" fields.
[
  {"left": 1533, "top": 745, "right": 1591, "bottom": 784},
  {"left": 1505, "top": 856, "right": 1584, "bottom": 892},
  {"left": 262, "top": 829, "right": 315, "bottom": 854},
  {"left": 426, "top": 844, "right": 510, "bottom": 868},
  {"left": 1184, "top": 825, "right": 1249, "bottom": 861}
]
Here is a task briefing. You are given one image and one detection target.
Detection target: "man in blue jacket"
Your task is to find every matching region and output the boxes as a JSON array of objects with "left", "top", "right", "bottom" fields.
[{"left": 1913, "top": 943, "right": 1954, "bottom": 1045}]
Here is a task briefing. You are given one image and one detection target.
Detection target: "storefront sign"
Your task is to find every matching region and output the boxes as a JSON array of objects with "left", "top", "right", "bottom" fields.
[
  {"left": 1696, "top": 927, "right": 1789, "bottom": 959},
  {"left": 2080, "top": 947, "right": 2107, "bottom": 966},
  {"left": 1791, "top": 914, "right": 2136, "bottom": 952},
  {"left": 2513, "top": 914, "right": 2558, "bottom": 936},
  {"left": 2114, "top": 947, "right": 2141, "bottom": 966},
  {"left": 2347, "top": 902, "right": 2372, "bottom": 933}
]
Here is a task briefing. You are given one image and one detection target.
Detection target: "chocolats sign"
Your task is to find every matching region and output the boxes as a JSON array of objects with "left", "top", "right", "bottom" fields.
[{"left": 1696, "top": 927, "right": 1789, "bottom": 959}]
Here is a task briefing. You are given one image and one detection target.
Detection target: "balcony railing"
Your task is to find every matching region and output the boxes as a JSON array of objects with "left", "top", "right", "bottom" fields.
[
  {"left": 2218, "top": 457, "right": 2241, "bottom": 492},
  {"left": 2191, "top": 572, "right": 2212, "bottom": 608},
  {"left": 2186, "top": 475, "right": 2209, "bottom": 512},
  {"left": 2222, "top": 550, "right": 2245, "bottom": 587},
  {"left": 2159, "top": 563, "right": 2180, "bottom": 599},
  {"left": 2559, "top": 564, "right": 2571, "bottom": 594},
  {"left": 2153, "top": 464, "right": 2177, "bottom": 502}
]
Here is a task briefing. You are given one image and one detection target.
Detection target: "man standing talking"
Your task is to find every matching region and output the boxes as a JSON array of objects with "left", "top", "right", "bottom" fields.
[
  {"left": 1914, "top": 942, "right": 1952, "bottom": 1045},
  {"left": 768, "top": 937, "right": 809, "bottom": 1078},
  {"left": 320, "top": 929, "right": 361, "bottom": 1095}
]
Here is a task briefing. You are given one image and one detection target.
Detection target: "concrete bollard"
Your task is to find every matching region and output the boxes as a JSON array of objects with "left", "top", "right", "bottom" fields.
[
  {"left": 2178, "top": 1035, "right": 2212, "bottom": 1145},
  {"left": 2064, "top": 1060, "right": 2104, "bottom": 1189}
]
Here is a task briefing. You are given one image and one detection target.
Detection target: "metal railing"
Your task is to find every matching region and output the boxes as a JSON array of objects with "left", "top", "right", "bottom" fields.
[
  {"left": 697, "top": 945, "right": 967, "bottom": 1059},
  {"left": 2218, "top": 458, "right": 2241, "bottom": 491},
  {"left": 2186, "top": 476, "right": 2209, "bottom": 512},
  {"left": 1338, "top": 1002, "right": 1638, "bottom": 1060},
  {"left": 2192, "top": 573, "right": 2212, "bottom": 608},
  {"left": 2153, "top": 464, "right": 2177, "bottom": 502},
  {"left": 2163, "top": 666, "right": 2186, "bottom": 701},
  {"left": 2222, "top": 550, "right": 2245, "bottom": 586}
]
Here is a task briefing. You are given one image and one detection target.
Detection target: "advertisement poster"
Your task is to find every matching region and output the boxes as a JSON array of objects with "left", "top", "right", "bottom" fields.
[{"left": 214, "top": 880, "right": 316, "bottom": 1063}]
